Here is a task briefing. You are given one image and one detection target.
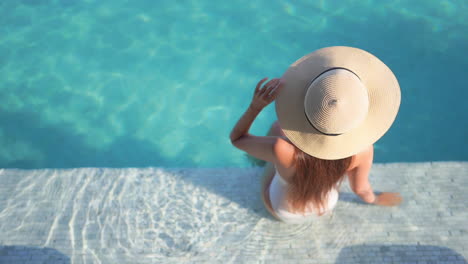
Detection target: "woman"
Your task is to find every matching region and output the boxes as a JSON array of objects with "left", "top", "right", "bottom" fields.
[{"left": 230, "top": 46, "right": 403, "bottom": 223}]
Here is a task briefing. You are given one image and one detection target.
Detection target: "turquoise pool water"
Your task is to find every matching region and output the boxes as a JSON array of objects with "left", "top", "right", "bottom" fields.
[{"left": 0, "top": 0, "right": 467, "bottom": 168}]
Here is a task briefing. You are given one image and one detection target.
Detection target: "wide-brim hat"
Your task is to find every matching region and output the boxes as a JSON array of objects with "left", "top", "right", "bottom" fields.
[{"left": 275, "top": 46, "right": 401, "bottom": 160}]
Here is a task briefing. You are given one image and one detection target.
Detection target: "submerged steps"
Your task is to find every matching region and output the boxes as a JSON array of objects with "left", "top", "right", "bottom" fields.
[{"left": 0, "top": 162, "right": 467, "bottom": 263}]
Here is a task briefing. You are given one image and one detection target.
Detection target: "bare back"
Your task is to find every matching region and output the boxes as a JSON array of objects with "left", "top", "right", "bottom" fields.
[{"left": 273, "top": 137, "right": 374, "bottom": 188}]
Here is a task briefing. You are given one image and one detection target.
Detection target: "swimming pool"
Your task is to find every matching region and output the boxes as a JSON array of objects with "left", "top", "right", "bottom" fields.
[{"left": 0, "top": 0, "right": 467, "bottom": 168}]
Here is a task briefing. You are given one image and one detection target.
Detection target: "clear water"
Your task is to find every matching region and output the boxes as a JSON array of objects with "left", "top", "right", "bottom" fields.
[
  {"left": 1, "top": 163, "right": 467, "bottom": 262},
  {"left": 0, "top": 0, "right": 467, "bottom": 168}
]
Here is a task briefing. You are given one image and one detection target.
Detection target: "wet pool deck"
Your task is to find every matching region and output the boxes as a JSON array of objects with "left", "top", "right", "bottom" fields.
[{"left": 0, "top": 162, "right": 467, "bottom": 264}]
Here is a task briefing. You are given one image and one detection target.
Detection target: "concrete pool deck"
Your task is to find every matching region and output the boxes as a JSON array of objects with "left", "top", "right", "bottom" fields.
[{"left": 0, "top": 162, "right": 467, "bottom": 263}]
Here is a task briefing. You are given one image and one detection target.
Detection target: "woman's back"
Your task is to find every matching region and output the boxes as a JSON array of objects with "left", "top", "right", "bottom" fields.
[
  {"left": 273, "top": 134, "right": 374, "bottom": 181},
  {"left": 269, "top": 167, "right": 339, "bottom": 223},
  {"left": 271, "top": 137, "right": 373, "bottom": 218}
]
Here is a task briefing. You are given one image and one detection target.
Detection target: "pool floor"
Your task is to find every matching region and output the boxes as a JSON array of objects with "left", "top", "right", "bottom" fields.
[{"left": 0, "top": 162, "right": 467, "bottom": 263}]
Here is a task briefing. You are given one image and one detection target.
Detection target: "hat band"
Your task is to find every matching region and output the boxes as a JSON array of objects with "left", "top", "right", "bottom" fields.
[
  {"left": 304, "top": 107, "right": 341, "bottom": 136},
  {"left": 303, "top": 67, "right": 361, "bottom": 137}
]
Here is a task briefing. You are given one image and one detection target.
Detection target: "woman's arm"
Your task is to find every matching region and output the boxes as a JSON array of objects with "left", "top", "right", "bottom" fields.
[
  {"left": 348, "top": 166, "right": 377, "bottom": 203},
  {"left": 347, "top": 146, "right": 376, "bottom": 203},
  {"left": 230, "top": 77, "right": 283, "bottom": 163},
  {"left": 348, "top": 146, "right": 402, "bottom": 206}
]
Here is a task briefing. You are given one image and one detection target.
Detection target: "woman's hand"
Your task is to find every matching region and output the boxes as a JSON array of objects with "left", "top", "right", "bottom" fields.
[
  {"left": 250, "top": 77, "right": 283, "bottom": 112},
  {"left": 373, "top": 192, "right": 403, "bottom": 206}
]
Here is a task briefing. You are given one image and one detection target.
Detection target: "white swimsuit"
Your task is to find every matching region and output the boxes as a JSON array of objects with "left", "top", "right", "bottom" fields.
[{"left": 269, "top": 169, "right": 339, "bottom": 224}]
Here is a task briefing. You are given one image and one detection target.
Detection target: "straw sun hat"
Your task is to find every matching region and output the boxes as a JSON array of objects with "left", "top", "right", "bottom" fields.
[{"left": 275, "top": 46, "right": 401, "bottom": 160}]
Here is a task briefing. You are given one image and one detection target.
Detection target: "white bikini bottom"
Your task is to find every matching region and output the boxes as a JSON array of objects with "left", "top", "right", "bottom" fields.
[{"left": 269, "top": 170, "right": 339, "bottom": 224}]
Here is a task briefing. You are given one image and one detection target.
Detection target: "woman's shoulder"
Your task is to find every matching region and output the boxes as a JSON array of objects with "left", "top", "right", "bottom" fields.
[
  {"left": 347, "top": 145, "right": 374, "bottom": 171},
  {"left": 273, "top": 137, "right": 296, "bottom": 168},
  {"left": 272, "top": 137, "right": 297, "bottom": 181}
]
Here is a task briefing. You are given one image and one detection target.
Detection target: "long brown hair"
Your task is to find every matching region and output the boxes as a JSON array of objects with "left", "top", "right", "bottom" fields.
[{"left": 287, "top": 146, "right": 352, "bottom": 214}]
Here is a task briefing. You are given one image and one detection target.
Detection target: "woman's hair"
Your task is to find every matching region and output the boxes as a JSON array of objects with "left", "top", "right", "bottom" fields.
[{"left": 287, "top": 146, "right": 352, "bottom": 214}]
